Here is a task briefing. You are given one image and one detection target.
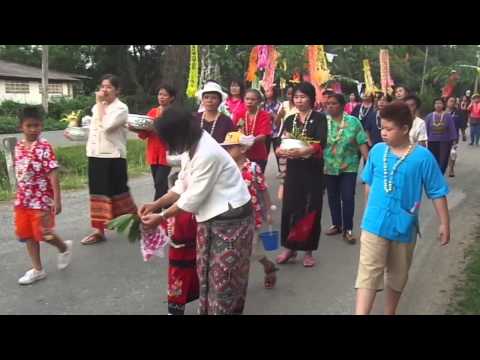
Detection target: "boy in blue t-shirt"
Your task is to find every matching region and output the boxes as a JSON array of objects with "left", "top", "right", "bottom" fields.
[{"left": 355, "top": 101, "right": 450, "bottom": 315}]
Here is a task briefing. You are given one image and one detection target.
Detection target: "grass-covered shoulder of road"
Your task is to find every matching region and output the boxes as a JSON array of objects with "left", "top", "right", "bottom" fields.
[
  {"left": 447, "top": 224, "right": 480, "bottom": 315},
  {"left": 0, "top": 140, "right": 148, "bottom": 202}
]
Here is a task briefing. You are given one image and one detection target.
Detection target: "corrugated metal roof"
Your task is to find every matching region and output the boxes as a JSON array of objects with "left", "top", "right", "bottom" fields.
[{"left": 0, "top": 59, "right": 90, "bottom": 81}]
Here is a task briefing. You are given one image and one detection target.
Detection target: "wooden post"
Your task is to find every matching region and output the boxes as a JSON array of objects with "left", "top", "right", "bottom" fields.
[
  {"left": 475, "top": 51, "right": 480, "bottom": 94},
  {"left": 41, "top": 45, "right": 49, "bottom": 113},
  {"left": 420, "top": 45, "right": 429, "bottom": 95},
  {"left": 1, "top": 137, "right": 17, "bottom": 191}
]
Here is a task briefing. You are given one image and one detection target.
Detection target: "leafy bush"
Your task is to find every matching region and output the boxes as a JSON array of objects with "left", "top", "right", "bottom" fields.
[
  {"left": 47, "top": 95, "right": 95, "bottom": 120},
  {"left": 0, "top": 100, "right": 26, "bottom": 117},
  {"left": 0, "top": 116, "right": 67, "bottom": 134},
  {"left": 0, "top": 95, "right": 95, "bottom": 123}
]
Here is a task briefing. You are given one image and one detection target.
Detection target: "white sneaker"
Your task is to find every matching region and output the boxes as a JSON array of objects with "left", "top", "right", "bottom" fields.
[
  {"left": 18, "top": 269, "right": 47, "bottom": 285},
  {"left": 57, "top": 240, "right": 73, "bottom": 270}
]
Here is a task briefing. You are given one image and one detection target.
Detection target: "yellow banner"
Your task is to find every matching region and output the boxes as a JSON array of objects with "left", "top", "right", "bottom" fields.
[
  {"left": 363, "top": 59, "right": 380, "bottom": 96},
  {"left": 186, "top": 45, "right": 199, "bottom": 98}
]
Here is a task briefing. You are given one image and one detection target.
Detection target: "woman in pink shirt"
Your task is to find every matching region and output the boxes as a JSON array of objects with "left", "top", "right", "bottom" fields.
[
  {"left": 468, "top": 94, "right": 480, "bottom": 146},
  {"left": 344, "top": 93, "right": 359, "bottom": 115},
  {"left": 226, "top": 79, "right": 247, "bottom": 118}
]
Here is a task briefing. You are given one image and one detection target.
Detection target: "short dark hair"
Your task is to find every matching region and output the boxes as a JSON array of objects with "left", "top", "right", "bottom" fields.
[
  {"left": 361, "top": 93, "right": 375, "bottom": 102},
  {"left": 379, "top": 94, "right": 393, "bottom": 102},
  {"left": 379, "top": 101, "right": 413, "bottom": 130},
  {"left": 156, "top": 84, "right": 177, "bottom": 99},
  {"left": 395, "top": 85, "right": 410, "bottom": 95},
  {"left": 328, "top": 93, "right": 346, "bottom": 107},
  {"left": 228, "top": 79, "right": 246, "bottom": 99},
  {"left": 294, "top": 82, "right": 316, "bottom": 107},
  {"left": 18, "top": 106, "right": 44, "bottom": 124},
  {"left": 434, "top": 97, "right": 446, "bottom": 107},
  {"left": 404, "top": 94, "right": 422, "bottom": 109},
  {"left": 100, "top": 74, "right": 121, "bottom": 90},
  {"left": 154, "top": 108, "right": 202, "bottom": 154},
  {"left": 263, "top": 86, "right": 278, "bottom": 100},
  {"left": 245, "top": 88, "right": 263, "bottom": 102}
]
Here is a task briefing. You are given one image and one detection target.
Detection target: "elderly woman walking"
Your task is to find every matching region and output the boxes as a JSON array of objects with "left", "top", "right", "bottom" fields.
[{"left": 139, "top": 108, "right": 254, "bottom": 315}]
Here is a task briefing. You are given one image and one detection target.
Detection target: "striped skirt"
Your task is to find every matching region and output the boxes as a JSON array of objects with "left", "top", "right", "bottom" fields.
[{"left": 88, "top": 157, "right": 137, "bottom": 231}]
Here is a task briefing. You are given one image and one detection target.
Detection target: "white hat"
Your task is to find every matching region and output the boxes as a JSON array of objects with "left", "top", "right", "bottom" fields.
[{"left": 197, "top": 81, "right": 228, "bottom": 103}]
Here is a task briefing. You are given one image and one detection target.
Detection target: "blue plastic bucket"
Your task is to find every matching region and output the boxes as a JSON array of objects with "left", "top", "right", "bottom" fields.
[{"left": 259, "top": 231, "right": 279, "bottom": 251}]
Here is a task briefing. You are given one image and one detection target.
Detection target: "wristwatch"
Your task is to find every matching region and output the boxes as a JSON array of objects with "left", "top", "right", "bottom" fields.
[{"left": 159, "top": 210, "right": 167, "bottom": 220}]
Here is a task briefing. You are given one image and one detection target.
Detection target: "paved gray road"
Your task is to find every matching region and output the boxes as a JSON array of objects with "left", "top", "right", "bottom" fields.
[{"left": 0, "top": 135, "right": 478, "bottom": 315}]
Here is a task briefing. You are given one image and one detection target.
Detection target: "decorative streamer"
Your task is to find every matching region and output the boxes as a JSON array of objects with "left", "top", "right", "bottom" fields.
[
  {"left": 246, "top": 46, "right": 259, "bottom": 82},
  {"left": 379, "top": 49, "right": 395, "bottom": 96},
  {"left": 307, "top": 45, "right": 331, "bottom": 104},
  {"left": 261, "top": 45, "right": 279, "bottom": 91},
  {"left": 363, "top": 59, "right": 380, "bottom": 96},
  {"left": 257, "top": 45, "right": 269, "bottom": 71},
  {"left": 186, "top": 45, "right": 199, "bottom": 98}
]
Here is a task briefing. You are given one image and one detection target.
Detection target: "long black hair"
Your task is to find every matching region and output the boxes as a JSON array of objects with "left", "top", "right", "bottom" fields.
[
  {"left": 154, "top": 108, "right": 203, "bottom": 154},
  {"left": 228, "top": 79, "right": 246, "bottom": 99}
]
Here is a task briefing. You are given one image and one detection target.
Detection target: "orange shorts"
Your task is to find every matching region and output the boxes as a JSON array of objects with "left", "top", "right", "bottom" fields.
[{"left": 14, "top": 207, "right": 56, "bottom": 242}]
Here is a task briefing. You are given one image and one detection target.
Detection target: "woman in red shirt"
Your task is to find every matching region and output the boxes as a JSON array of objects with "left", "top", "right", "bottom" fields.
[
  {"left": 130, "top": 85, "right": 176, "bottom": 200},
  {"left": 232, "top": 89, "right": 273, "bottom": 173}
]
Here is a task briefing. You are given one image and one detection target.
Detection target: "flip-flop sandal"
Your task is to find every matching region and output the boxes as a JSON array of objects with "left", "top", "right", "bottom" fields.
[
  {"left": 276, "top": 250, "right": 297, "bottom": 265},
  {"left": 81, "top": 233, "right": 106, "bottom": 245},
  {"left": 264, "top": 271, "right": 277, "bottom": 289},
  {"left": 264, "top": 263, "right": 279, "bottom": 289},
  {"left": 303, "top": 256, "right": 316, "bottom": 268}
]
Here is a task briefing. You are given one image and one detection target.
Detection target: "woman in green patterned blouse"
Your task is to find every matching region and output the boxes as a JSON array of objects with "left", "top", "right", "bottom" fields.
[{"left": 324, "top": 93, "right": 369, "bottom": 244}]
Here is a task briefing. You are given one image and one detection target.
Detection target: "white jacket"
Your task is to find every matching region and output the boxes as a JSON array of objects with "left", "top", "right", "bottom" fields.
[
  {"left": 171, "top": 131, "right": 251, "bottom": 223},
  {"left": 86, "top": 98, "right": 129, "bottom": 158}
]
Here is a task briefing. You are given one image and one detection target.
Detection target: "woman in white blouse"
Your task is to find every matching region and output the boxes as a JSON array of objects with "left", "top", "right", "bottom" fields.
[
  {"left": 139, "top": 108, "right": 254, "bottom": 315},
  {"left": 405, "top": 95, "right": 428, "bottom": 147},
  {"left": 80, "top": 74, "right": 137, "bottom": 245}
]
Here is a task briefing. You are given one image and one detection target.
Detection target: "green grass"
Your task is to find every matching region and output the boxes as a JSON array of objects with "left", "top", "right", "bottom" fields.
[
  {"left": 446, "top": 225, "right": 480, "bottom": 314},
  {"left": 0, "top": 140, "right": 149, "bottom": 201}
]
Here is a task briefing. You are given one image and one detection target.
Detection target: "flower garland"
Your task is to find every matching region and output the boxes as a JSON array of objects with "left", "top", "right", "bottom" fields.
[
  {"left": 358, "top": 105, "right": 372, "bottom": 122},
  {"left": 292, "top": 110, "right": 313, "bottom": 138},
  {"left": 201, "top": 112, "right": 220, "bottom": 136},
  {"left": 383, "top": 144, "right": 414, "bottom": 193},
  {"left": 186, "top": 45, "right": 199, "bottom": 98},
  {"left": 327, "top": 113, "right": 348, "bottom": 144},
  {"left": 239, "top": 109, "right": 259, "bottom": 136}
]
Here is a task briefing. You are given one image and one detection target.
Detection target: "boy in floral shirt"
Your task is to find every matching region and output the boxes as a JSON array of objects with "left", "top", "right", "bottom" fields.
[
  {"left": 221, "top": 132, "right": 279, "bottom": 289},
  {"left": 14, "top": 106, "right": 73, "bottom": 285}
]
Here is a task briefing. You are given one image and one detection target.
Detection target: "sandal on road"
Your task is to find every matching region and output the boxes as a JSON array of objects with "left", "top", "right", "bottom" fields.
[
  {"left": 263, "top": 262, "right": 279, "bottom": 289},
  {"left": 81, "top": 232, "right": 106, "bottom": 245},
  {"left": 276, "top": 250, "right": 297, "bottom": 265},
  {"left": 303, "top": 255, "right": 316, "bottom": 268}
]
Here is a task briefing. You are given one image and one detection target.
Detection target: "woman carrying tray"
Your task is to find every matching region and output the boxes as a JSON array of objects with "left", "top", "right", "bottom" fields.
[{"left": 275, "top": 82, "right": 328, "bottom": 268}]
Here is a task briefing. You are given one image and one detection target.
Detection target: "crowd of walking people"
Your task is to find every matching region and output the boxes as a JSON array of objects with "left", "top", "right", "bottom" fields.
[{"left": 13, "top": 71, "right": 480, "bottom": 315}]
